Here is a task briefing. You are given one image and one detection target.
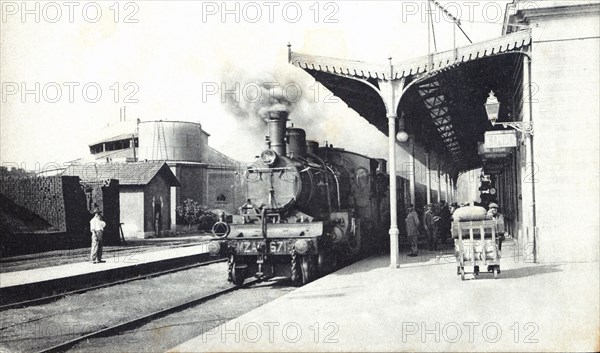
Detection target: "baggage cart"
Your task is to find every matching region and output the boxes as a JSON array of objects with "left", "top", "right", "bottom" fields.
[{"left": 452, "top": 219, "right": 503, "bottom": 280}]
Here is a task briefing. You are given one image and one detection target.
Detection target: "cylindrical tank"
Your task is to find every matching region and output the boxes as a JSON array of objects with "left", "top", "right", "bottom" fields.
[
  {"left": 306, "top": 140, "right": 319, "bottom": 155},
  {"left": 264, "top": 110, "right": 288, "bottom": 156},
  {"left": 137, "top": 121, "right": 208, "bottom": 162},
  {"left": 287, "top": 128, "right": 307, "bottom": 158}
]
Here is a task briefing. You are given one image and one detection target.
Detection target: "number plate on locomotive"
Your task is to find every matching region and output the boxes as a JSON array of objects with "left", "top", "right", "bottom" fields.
[
  {"left": 236, "top": 240, "right": 289, "bottom": 254},
  {"left": 239, "top": 241, "right": 261, "bottom": 253},
  {"left": 269, "top": 240, "right": 289, "bottom": 254}
]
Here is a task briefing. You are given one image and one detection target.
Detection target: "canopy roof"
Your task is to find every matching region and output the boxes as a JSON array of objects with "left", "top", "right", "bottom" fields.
[{"left": 290, "top": 30, "right": 531, "bottom": 175}]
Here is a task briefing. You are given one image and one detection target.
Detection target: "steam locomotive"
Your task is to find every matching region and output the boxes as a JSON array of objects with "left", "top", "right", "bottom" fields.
[{"left": 208, "top": 109, "right": 401, "bottom": 285}]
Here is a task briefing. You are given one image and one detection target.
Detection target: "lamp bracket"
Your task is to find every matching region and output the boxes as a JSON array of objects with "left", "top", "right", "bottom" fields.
[{"left": 495, "top": 121, "right": 534, "bottom": 136}]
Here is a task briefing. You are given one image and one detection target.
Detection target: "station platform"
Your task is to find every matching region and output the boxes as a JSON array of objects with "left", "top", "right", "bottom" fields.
[
  {"left": 0, "top": 240, "right": 213, "bottom": 305},
  {"left": 0, "top": 234, "right": 213, "bottom": 273},
  {"left": 169, "top": 240, "right": 600, "bottom": 352}
]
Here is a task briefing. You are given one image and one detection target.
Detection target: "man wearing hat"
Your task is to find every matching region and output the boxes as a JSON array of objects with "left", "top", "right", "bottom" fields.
[
  {"left": 487, "top": 203, "right": 505, "bottom": 251},
  {"left": 423, "top": 204, "right": 436, "bottom": 251},
  {"left": 90, "top": 209, "right": 106, "bottom": 263},
  {"left": 405, "top": 204, "right": 420, "bottom": 256}
]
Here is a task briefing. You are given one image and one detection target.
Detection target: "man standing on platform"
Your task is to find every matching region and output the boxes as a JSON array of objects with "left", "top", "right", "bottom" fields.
[
  {"left": 405, "top": 204, "right": 420, "bottom": 257},
  {"left": 90, "top": 209, "right": 106, "bottom": 263},
  {"left": 487, "top": 202, "right": 505, "bottom": 252},
  {"left": 439, "top": 200, "right": 451, "bottom": 243},
  {"left": 424, "top": 204, "right": 436, "bottom": 250}
]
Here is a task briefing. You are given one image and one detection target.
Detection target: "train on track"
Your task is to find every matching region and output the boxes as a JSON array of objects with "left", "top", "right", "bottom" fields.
[{"left": 208, "top": 109, "right": 425, "bottom": 285}]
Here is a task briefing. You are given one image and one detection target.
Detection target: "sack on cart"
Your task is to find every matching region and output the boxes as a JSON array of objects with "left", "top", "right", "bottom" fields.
[{"left": 455, "top": 240, "right": 499, "bottom": 261}]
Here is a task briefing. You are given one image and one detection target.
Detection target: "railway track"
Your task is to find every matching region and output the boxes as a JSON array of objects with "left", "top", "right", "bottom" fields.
[
  {"left": 35, "top": 278, "right": 262, "bottom": 353},
  {"left": 0, "top": 258, "right": 226, "bottom": 311}
]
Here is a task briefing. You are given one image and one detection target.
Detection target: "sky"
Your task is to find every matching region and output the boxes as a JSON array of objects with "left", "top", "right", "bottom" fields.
[{"left": 1, "top": 0, "right": 515, "bottom": 176}]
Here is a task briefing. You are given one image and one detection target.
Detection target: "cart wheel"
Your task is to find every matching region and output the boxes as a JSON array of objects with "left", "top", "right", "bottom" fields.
[
  {"left": 460, "top": 267, "right": 465, "bottom": 281},
  {"left": 493, "top": 267, "right": 498, "bottom": 279}
]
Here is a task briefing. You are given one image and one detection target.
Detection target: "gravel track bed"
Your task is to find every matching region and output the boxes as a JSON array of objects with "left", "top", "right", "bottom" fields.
[
  {"left": 0, "top": 262, "right": 230, "bottom": 352},
  {"left": 68, "top": 280, "right": 295, "bottom": 352}
]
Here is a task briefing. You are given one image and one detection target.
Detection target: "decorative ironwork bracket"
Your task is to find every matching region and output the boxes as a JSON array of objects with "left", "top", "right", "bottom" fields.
[{"left": 498, "top": 121, "right": 534, "bottom": 136}]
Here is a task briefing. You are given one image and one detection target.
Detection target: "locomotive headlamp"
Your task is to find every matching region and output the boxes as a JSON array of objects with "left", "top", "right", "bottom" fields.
[
  {"left": 208, "top": 241, "right": 221, "bottom": 255},
  {"left": 294, "top": 239, "right": 309, "bottom": 254},
  {"left": 260, "top": 149, "right": 277, "bottom": 165}
]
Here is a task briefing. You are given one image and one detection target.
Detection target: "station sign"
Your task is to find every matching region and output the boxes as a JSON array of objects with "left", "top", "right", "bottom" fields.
[
  {"left": 478, "top": 142, "right": 512, "bottom": 156},
  {"left": 483, "top": 164, "right": 505, "bottom": 174},
  {"left": 484, "top": 131, "right": 518, "bottom": 149}
]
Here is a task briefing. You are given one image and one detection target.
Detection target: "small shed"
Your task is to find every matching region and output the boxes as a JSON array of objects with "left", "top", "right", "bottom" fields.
[{"left": 64, "top": 162, "right": 181, "bottom": 238}]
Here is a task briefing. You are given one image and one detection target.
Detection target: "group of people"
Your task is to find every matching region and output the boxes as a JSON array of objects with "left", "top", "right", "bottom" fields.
[
  {"left": 405, "top": 200, "right": 452, "bottom": 256},
  {"left": 405, "top": 201, "right": 504, "bottom": 256},
  {"left": 406, "top": 200, "right": 487, "bottom": 256}
]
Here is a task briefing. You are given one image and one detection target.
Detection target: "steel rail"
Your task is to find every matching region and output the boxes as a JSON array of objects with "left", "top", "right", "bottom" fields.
[
  {"left": 0, "top": 258, "right": 226, "bottom": 312},
  {"left": 35, "top": 278, "right": 262, "bottom": 353}
]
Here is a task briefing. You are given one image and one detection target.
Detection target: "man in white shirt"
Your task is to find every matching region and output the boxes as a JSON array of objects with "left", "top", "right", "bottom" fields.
[{"left": 90, "top": 209, "right": 106, "bottom": 263}]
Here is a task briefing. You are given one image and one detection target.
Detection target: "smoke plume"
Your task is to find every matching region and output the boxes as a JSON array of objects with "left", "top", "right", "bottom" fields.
[{"left": 217, "top": 63, "right": 388, "bottom": 161}]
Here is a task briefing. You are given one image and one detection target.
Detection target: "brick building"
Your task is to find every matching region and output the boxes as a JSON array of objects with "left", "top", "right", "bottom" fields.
[{"left": 0, "top": 175, "right": 120, "bottom": 255}]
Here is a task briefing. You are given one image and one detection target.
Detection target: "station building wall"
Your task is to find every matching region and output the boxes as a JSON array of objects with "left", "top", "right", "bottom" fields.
[
  {"left": 120, "top": 189, "right": 145, "bottom": 238},
  {"left": 525, "top": 5, "right": 599, "bottom": 262}
]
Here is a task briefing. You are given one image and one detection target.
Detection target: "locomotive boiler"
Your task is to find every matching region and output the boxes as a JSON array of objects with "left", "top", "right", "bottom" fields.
[{"left": 208, "top": 108, "right": 389, "bottom": 286}]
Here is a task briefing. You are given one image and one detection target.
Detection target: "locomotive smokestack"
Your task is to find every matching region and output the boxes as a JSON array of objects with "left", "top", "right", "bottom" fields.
[{"left": 264, "top": 109, "right": 288, "bottom": 156}]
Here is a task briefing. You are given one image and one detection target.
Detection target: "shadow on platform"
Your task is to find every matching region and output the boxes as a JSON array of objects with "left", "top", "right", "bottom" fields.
[
  {"left": 330, "top": 240, "right": 561, "bottom": 281},
  {"left": 498, "top": 264, "right": 563, "bottom": 279}
]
